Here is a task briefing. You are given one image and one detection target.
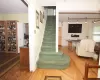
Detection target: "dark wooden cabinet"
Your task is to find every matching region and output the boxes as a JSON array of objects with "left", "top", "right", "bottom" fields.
[{"left": 20, "top": 47, "right": 29, "bottom": 69}]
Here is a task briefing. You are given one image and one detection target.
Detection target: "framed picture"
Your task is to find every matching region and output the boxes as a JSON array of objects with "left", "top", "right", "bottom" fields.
[
  {"left": 40, "top": 11, "right": 43, "bottom": 23},
  {"left": 36, "top": 11, "right": 39, "bottom": 29},
  {"left": 43, "top": 12, "right": 44, "bottom": 19}
]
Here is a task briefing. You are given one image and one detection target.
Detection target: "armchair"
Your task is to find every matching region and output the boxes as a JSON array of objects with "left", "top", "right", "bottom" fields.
[{"left": 76, "top": 39, "right": 98, "bottom": 60}]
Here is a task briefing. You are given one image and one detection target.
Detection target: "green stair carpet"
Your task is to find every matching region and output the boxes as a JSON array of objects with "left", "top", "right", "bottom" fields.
[{"left": 37, "top": 16, "right": 70, "bottom": 69}]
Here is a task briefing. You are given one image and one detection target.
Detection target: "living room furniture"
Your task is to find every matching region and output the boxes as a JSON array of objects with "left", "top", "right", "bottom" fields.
[
  {"left": 0, "top": 21, "right": 6, "bottom": 52},
  {"left": 84, "top": 63, "right": 100, "bottom": 80},
  {"left": 20, "top": 47, "right": 29, "bottom": 69},
  {"left": 76, "top": 39, "right": 98, "bottom": 60},
  {"left": 67, "top": 39, "right": 81, "bottom": 51},
  {"left": 0, "top": 20, "right": 24, "bottom": 53}
]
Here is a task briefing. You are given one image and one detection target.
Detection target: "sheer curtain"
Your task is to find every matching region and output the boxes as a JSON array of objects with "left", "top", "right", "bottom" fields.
[{"left": 93, "top": 23, "right": 100, "bottom": 42}]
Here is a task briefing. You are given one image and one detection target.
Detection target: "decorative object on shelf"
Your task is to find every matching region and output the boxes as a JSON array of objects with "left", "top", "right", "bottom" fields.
[
  {"left": 7, "top": 21, "right": 17, "bottom": 53},
  {"left": 43, "top": 12, "right": 44, "bottom": 19},
  {"left": 0, "top": 21, "right": 6, "bottom": 52},
  {"left": 36, "top": 11, "right": 39, "bottom": 29},
  {"left": 0, "top": 20, "right": 24, "bottom": 53},
  {"left": 40, "top": 11, "right": 43, "bottom": 23}
]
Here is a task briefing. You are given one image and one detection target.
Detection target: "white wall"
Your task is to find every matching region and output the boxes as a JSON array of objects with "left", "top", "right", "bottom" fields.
[
  {"left": 0, "top": 13, "right": 28, "bottom": 23},
  {"left": 57, "top": 1, "right": 100, "bottom": 13},
  {"left": 28, "top": 0, "right": 47, "bottom": 72},
  {"left": 60, "top": 21, "right": 94, "bottom": 46},
  {"left": 35, "top": 5, "right": 47, "bottom": 62},
  {"left": 17, "top": 22, "right": 24, "bottom": 53}
]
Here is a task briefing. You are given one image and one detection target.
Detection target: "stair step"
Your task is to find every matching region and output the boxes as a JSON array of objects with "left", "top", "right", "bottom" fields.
[
  {"left": 46, "top": 23, "right": 56, "bottom": 25},
  {"left": 41, "top": 46, "right": 55, "bottom": 49},
  {"left": 37, "top": 54, "right": 70, "bottom": 69},
  {"left": 41, "top": 48, "right": 56, "bottom": 52},
  {"left": 42, "top": 42, "right": 55, "bottom": 45},
  {"left": 46, "top": 25, "right": 56, "bottom": 26},
  {"left": 38, "top": 54, "right": 69, "bottom": 62},
  {"left": 39, "top": 51, "right": 63, "bottom": 55},
  {"left": 45, "top": 31, "right": 55, "bottom": 34},
  {"left": 42, "top": 46, "right": 55, "bottom": 49},
  {"left": 37, "top": 64, "right": 69, "bottom": 69},
  {"left": 45, "top": 27, "right": 56, "bottom": 30},
  {"left": 42, "top": 43, "right": 55, "bottom": 46},
  {"left": 43, "top": 38, "right": 56, "bottom": 41},
  {"left": 44, "top": 33, "right": 56, "bottom": 36}
]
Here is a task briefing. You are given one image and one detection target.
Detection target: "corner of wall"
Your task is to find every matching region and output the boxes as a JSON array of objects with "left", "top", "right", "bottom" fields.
[{"left": 35, "top": 6, "right": 48, "bottom": 62}]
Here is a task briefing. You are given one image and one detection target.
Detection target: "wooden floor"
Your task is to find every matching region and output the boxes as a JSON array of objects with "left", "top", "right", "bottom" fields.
[
  {"left": 0, "top": 53, "right": 19, "bottom": 65},
  {"left": 0, "top": 47, "right": 99, "bottom": 80}
]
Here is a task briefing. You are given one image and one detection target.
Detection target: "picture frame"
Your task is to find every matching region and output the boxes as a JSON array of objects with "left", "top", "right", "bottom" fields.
[
  {"left": 36, "top": 11, "right": 39, "bottom": 29},
  {"left": 43, "top": 12, "right": 44, "bottom": 19},
  {"left": 40, "top": 11, "right": 43, "bottom": 23}
]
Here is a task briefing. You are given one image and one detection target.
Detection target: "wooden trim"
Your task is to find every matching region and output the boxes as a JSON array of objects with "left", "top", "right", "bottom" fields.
[
  {"left": 6, "top": 21, "right": 18, "bottom": 53},
  {"left": 68, "top": 18, "right": 100, "bottom": 19},
  {"left": 59, "top": 12, "right": 100, "bottom": 14},
  {"left": 44, "top": 76, "right": 62, "bottom": 80},
  {"left": 0, "top": 21, "right": 7, "bottom": 53},
  {"left": 84, "top": 63, "right": 100, "bottom": 80},
  {"left": 16, "top": 21, "right": 18, "bottom": 53}
]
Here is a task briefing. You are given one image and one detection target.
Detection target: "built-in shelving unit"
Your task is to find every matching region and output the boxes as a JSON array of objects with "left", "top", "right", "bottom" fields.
[
  {"left": 0, "top": 20, "right": 18, "bottom": 53},
  {"left": 7, "top": 21, "right": 18, "bottom": 53},
  {"left": 0, "top": 21, "right": 6, "bottom": 52}
]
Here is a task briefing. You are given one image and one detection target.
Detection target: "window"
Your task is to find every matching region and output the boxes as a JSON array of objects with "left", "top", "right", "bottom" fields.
[
  {"left": 93, "top": 26, "right": 100, "bottom": 42},
  {"left": 54, "top": 9, "right": 56, "bottom": 15},
  {"left": 47, "top": 9, "right": 56, "bottom": 16}
]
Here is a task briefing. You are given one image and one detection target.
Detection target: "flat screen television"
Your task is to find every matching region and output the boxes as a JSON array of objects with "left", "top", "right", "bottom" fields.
[{"left": 68, "top": 24, "right": 82, "bottom": 33}]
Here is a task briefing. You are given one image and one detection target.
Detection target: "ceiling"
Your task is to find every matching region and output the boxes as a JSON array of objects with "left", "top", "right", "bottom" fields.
[
  {"left": 37, "top": 0, "right": 100, "bottom": 6},
  {"left": 0, "top": 0, "right": 28, "bottom": 14},
  {"left": 59, "top": 14, "right": 100, "bottom": 22}
]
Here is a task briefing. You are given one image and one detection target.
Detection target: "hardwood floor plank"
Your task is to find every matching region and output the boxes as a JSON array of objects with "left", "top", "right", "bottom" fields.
[{"left": 0, "top": 47, "right": 98, "bottom": 80}]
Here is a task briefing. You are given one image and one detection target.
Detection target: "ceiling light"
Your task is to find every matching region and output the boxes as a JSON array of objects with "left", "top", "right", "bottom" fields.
[
  {"left": 85, "top": 17, "right": 87, "bottom": 23},
  {"left": 94, "top": 21, "right": 96, "bottom": 23},
  {"left": 76, "top": 20, "right": 79, "bottom": 23},
  {"left": 68, "top": 17, "right": 70, "bottom": 23}
]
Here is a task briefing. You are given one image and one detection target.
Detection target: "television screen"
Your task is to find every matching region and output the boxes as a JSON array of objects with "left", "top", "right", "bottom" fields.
[{"left": 68, "top": 24, "right": 82, "bottom": 33}]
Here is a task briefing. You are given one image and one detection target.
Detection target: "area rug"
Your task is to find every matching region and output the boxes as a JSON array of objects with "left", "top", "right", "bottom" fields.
[
  {"left": 0, "top": 55, "right": 19, "bottom": 77},
  {"left": 44, "top": 76, "right": 62, "bottom": 80}
]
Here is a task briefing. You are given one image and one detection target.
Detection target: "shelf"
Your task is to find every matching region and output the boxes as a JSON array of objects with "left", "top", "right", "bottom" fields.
[
  {"left": 0, "top": 21, "right": 6, "bottom": 52},
  {"left": 0, "top": 29, "right": 5, "bottom": 30},
  {"left": 6, "top": 21, "right": 17, "bottom": 53},
  {"left": 0, "top": 20, "right": 18, "bottom": 53}
]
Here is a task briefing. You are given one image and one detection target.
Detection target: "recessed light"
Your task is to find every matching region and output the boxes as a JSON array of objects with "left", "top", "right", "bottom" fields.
[{"left": 85, "top": 22, "right": 87, "bottom": 23}]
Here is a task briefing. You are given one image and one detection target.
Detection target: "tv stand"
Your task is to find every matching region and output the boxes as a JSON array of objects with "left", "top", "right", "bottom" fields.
[{"left": 66, "top": 39, "right": 81, "bottom": 51}]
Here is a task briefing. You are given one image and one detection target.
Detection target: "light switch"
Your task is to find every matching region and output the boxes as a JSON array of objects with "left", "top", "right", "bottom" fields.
[{"left": 34, "top": 30, "right": 36, "bottom": 34}]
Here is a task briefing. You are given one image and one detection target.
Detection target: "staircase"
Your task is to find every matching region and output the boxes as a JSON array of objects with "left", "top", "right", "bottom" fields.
[{"left": 37, "top": 16, "right": 70, "bottom": 69}]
